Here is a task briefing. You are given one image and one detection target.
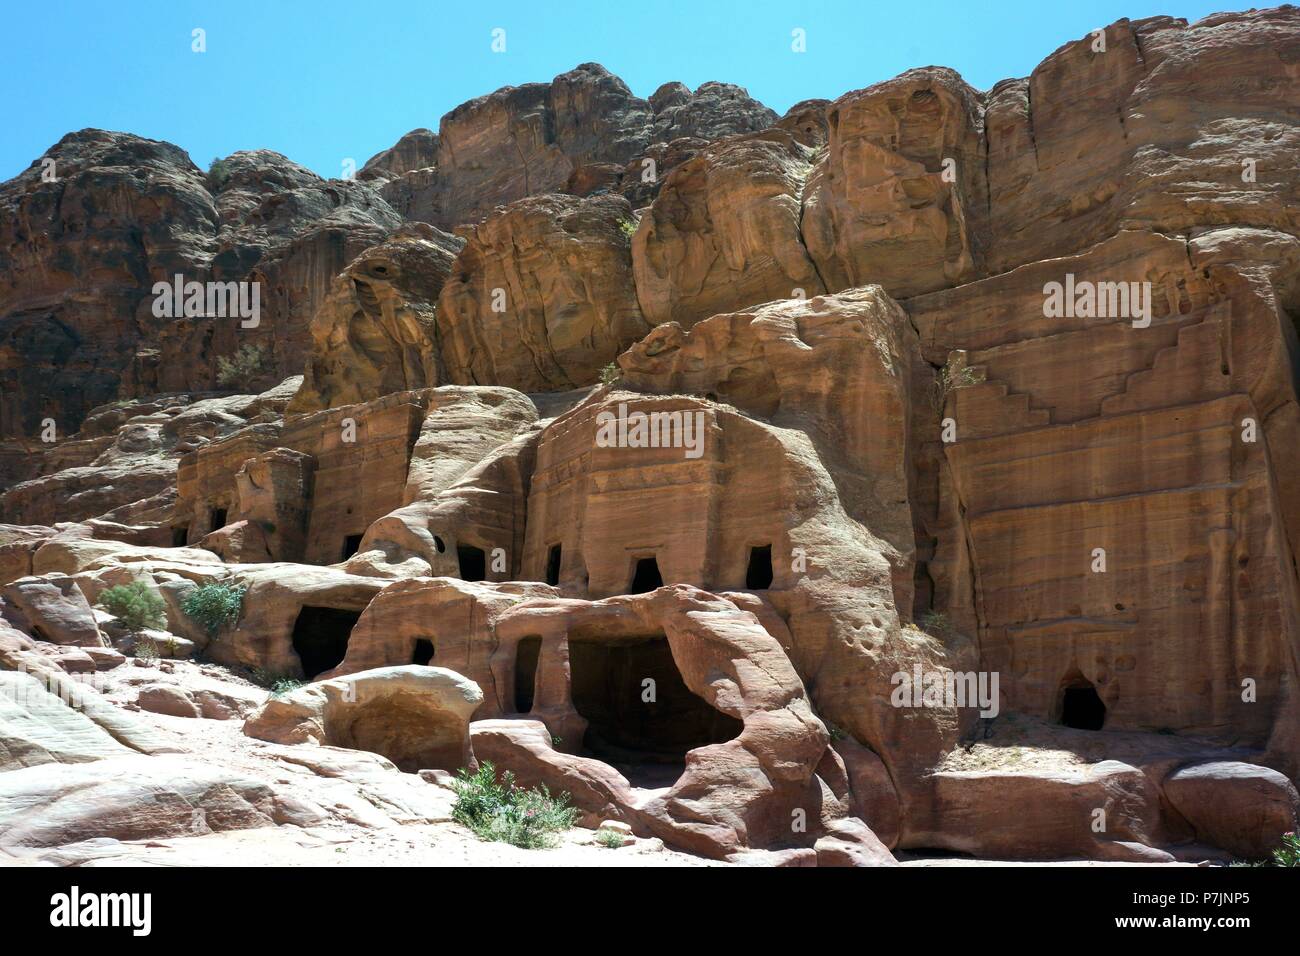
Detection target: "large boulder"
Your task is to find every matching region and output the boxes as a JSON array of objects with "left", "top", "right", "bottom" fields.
[
  {"left": 1163, "top": 761, "right": 1300, "bottom": 858},
  {"left": 906, "top": 760, "right": 1170, "bottom": 861},
  {"left": 0, "top": 755, "right": 324, "bottom": 848},
  {"left": 243, "top": 665, "right": 483, "bottom": 773},
  {"left": 1, "top": 574, "right": 105, "bottom": 647},
  {"left": 0, "top": 525, "right": 57, "bottom": 586}
]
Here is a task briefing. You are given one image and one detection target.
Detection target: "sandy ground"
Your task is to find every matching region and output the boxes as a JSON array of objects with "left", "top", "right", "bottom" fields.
[{"left": 7, "top": 823, "right": 723, "bottom": 867}]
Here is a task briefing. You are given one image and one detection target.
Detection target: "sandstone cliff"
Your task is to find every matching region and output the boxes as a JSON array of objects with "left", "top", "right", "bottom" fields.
[{"left": 2, "top": 8, "right": 1299, "bottom": 867}]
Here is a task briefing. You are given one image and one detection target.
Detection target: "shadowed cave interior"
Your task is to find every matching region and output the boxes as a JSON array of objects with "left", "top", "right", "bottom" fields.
[
  {"left": 411, "top": 638, "right": 435, "bottom": 665},
  {"left": 1060, "top": 680, "right": 1107, "bottom": 731},
  {"left": 567, "top": 634, "right": 743, "bottom": 771},
  {"left": 457, "top": 544, "right": 486, "bottom": 582},
  {"left": 292, "top": 605, "right": 362, "bottom": 678},
  {"left": 628, "top": 556, "right": 663, "bottom": 594}
]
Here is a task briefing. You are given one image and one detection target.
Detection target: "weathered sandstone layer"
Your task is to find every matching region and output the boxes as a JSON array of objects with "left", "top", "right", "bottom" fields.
[{"left": 1, "top": 8, "right": 1298, "bottom": 866}]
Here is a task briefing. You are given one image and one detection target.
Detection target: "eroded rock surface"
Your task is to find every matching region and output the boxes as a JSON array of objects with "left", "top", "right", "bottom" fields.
[
  {"left": 0, "top": 132, "right": 400, "bottom": 440},
  {"left": 290, "top": 224, "right": 464, "bottom": 412},
  {"left": 437, "top": 194, "right": 648, "bottom": 391},
  {"left": 244, "top": 665, "right": 483, "bottom": 772},
  {"left": 2, "top": 8, "right": 1299, "bottom": 868}
]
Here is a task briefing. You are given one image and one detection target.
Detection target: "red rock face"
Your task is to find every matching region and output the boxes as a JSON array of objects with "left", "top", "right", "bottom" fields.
[
  {"left": 0, "top": 133, "right": 402, "bottom": 440},
  {"left": 633, "top": 130, "right": 826, "bottom": 329},
  {"left": 3, "top": 12, "right": 1300, "bottom": 865},
  {"left": 803, "top": 68, "right": 987, "bottom": 299},
  {"left": 436, "top": 194, "right": 648, "bottom": 391},
  {"left": 0, "top": 132, "right": 216, "bottom": 438},
  {"left": 368, "top": 64, "right": 776, "bottom": 231}
]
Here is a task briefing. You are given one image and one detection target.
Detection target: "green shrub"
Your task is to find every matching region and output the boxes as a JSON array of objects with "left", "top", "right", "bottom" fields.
[
  {"left": 134, "top": 634, "right": 159, "bottom": 661},
  {"left": 1262, "top": 832, "right": 1300, "bottom": 866},
  {"left": 216, "top": 344, "right": 271, "bottom": 389},
  {"left": 617, "top": 217, "right": 638, "bottom": 239},
  {"left": 1273, "top": 832, "right": 1300, "bottom": 866},
  {"left": 207, "top": 156, "right": 233, "bottom": 190},
  {"left": 98, "top": 581, "right": 167, "bottom": 632},
  {"left": 930, "top": 358, "right": 985, "bottom": 413},
  {"left": 1236, "top": 831, "right": 1300, "bottom": 867},
  {"left": 270, "top": 678, "right": 304, "bottom": 698},
  {"left": 451, "top": 762, "right": 578, "bottom": 849},
  {"left": 599, "top": 362, "right": 620, "bottom": 386},
  {"left": 919, "top": 610, "right": 951, "bottom": 637},
  {"left": 595, "top": 828, "right": 626, "bottom": 849},
  {"left": 181, "top": 582, "right": 246, "bottom": 636}
]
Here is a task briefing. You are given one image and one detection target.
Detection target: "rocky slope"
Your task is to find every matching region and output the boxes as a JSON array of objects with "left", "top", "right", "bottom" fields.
[{"left": 1, "top": 7, "right": 1299, "bottom": 866}]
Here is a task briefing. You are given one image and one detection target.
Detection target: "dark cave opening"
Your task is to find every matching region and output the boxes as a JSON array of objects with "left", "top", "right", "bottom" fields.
[
  {"left": 568, "top": 634, "right": 742, "bottom": 765},
  {"left": 515, "top": 636, "right": 541, "bottom": 713},
  {"left": 341, "top": 533, "right": 364, "bottom": 560},
  {"left": 1060, "top": 681, "right": 1106, "bottom": 731},
  {"left": 628, "top": 556, "right": 663, "bottom": 594},
  {"left": 291, "top": 605, "right": 361, "bottom": 679},
  {"left": 411, "top": 638, "right": 435, "bottom": 666},
  {"left": 746, "top": 544, "right": 773, "bottom": 589},
  {"left": 171, "top": 526, "right": 189, "bottom": 547},
  {"left": 546, "top": 543, "right": 562, "bottom": 587},
  {"left": 209, "top": 507, "right": 227, "bottom": 531},
  {"left": 457, "top": 544, "right": 486, "bottom": 582}
]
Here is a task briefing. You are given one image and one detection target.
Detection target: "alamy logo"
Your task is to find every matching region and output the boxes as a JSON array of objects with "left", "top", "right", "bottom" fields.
[
  {"left": 50, "top": 886, "right": 151, "bottom": 936},
  {"left": 1042, "top": 273, "right": 1151, "bottom": 328},
  {"left": 151, "top": 274, "right": 260, "bottom": 327},
  {"left": 595, "top": 403, "right": 707, "bottom": 460},
  {"left": 890, "top": 666, "right": 1000, "bottom": 718},
  {"left": 0, "top": 662, "right": 106, "bottom": 711}
]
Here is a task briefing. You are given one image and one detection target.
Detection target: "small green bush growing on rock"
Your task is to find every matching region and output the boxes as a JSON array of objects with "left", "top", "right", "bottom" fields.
[
  {"left": 930, "top": 358, "right": 985, "bottom": 413},
  {"left": 207, "top": 156, "right": 233, "bottom": 190},
  {"left": 919, "top": 610, "right": 952, "bottom": 637},
  {"left": 181, "top": 582, "right": 246, "bottom": 636},
  {"left": 1235, "top": 832, "right": 1300, "bottom": 867},
  {"left": 595, "top": 828, "right": 626, "bottom": 848},
  {"left": 451, "top": 762, "right": 577, "bottom": 849},
  {"left": 599, "top": 362, "right": 620, "bottom": 385},
  {"left": 1272, "top": 832, "right": 1300, "bottom": 866},
  {"left": 216, "top": 344, "right": 270, "bottom": 389},
  {"left": 617, "top": 217, "right": 638, "bottom": 239},
  {"left": 270, "top": 678, "right": 304, "bottom": 698},
  {"left": 98, "top": 581, "right": 167, "bottom": 632}
]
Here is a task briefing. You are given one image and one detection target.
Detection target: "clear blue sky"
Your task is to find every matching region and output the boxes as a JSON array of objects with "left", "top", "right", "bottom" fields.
[{"left": 2, "top": 0, "right": 1255, "bottom": 181}]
